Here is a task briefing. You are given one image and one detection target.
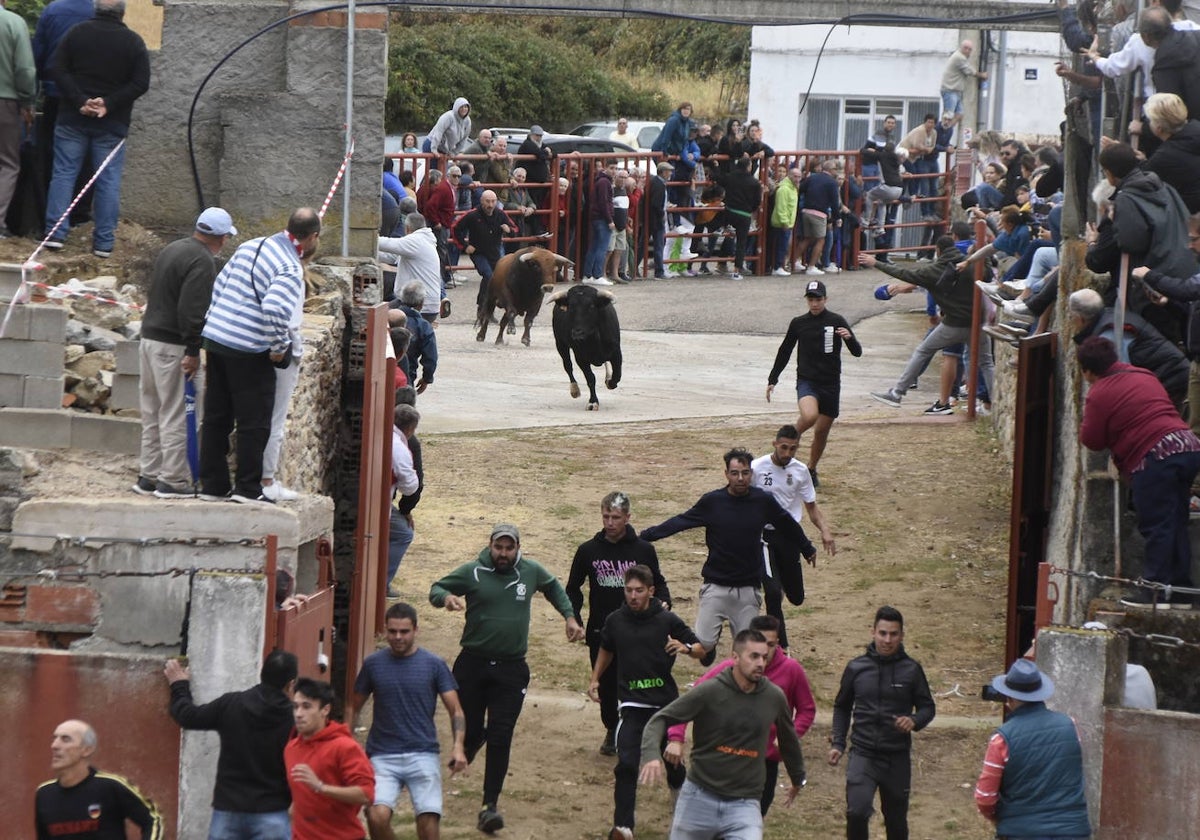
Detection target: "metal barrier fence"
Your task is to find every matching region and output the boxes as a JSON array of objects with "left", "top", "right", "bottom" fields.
[{"left": 385, "top": 148, "right": 959, "bottom": 281}]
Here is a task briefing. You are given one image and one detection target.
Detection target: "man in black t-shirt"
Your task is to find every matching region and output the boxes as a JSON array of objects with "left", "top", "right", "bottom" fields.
[
  {"left": 35, "top": 719, "right": 162, "bottom": 840},
  {"left": 766, "top": 279, "right": 862, "bottom": 485}
]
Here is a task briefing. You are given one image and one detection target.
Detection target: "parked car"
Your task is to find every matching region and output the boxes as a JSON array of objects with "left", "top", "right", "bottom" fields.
[
  {"left": 569, "top": 120, "right": 664, "bottom": 152},
  {"left": 487, "top": 130, "right": 637, "bottom": 157}
]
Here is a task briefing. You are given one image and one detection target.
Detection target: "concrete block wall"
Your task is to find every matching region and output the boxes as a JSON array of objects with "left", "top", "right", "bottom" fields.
[
  {"left": 110, "top": 339, "right": 141, "bottom": 412},
  {"left": 124, "top": 1, "right": 386, "bottom": 255},
  {"left": 0, "top": 305, "right": 67, "bottom": 410}
]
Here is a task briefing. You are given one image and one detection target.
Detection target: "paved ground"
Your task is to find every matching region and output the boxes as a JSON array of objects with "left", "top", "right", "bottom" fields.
[{"left": 417, "top": 265, "right": 949, "bottom": 433}]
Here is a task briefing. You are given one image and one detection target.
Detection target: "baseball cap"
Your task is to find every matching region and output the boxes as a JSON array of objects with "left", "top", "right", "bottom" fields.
[
  {"left": 530, "top": 125, "right": 544, "bottom": 136},
  {"left": 805, "top": 280, "right": 827, "bottom": 298},
  {"left": 490, "top": 523, "right": 521, "bottom": 543},
  {"left": 195, "top": 207, "right": 237, "bottom": 237}
]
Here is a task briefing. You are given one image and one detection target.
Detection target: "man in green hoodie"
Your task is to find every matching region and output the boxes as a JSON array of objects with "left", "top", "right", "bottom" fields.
[
  {"left": 429, "top": 523, "right": 584, "bottom": 835},
  {"left": 638, "top": 629, "right": 806, "bottom": 840}
]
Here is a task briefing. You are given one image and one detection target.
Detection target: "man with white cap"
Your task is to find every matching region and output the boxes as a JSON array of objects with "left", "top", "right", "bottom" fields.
[
  {"left": 974, "top": 659, "right": 1091, "bottom": 839},
  {"left": 133, "top": 207, "right": 237, "bottom": 498}
]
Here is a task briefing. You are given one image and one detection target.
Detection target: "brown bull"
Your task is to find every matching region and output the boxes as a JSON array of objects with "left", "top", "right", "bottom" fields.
[{"left": 475, "top": 247, "right": 574, "bottom": 346}]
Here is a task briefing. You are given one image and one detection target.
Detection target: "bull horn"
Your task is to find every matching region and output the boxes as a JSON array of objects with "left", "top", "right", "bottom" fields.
[
  {"left": 544, "top": 289, "right": 568, "bottom": 304},
  {"left": 597, "top": 290, "right": 616, "bottom": 300},
  {"left": 552, "top": 253, "right": 574, "bottom": 267},
  {"left": 519, "top": 251, "right": 534, "bottom": 262}
]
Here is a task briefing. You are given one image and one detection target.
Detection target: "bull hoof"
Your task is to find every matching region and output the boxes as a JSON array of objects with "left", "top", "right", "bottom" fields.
[
  {"left": 569, "top": 383, "right": 580, "bottom": 399},
  {"left": 476, "top": 333, "right": 485, "bottom": 342},
  {"left": 587, "top": 402, "right": 599, "bottom": 411},
  {"left": 521, "top": 336, "right": 531, "bottom": 347},
  {"left": 605, "top": 380, "right": 618, "bottom": 390}
]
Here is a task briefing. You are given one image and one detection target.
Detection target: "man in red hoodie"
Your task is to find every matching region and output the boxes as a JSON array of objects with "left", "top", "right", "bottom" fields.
[
  {"left": 285, "top": 678, "right": 375, "bottom": 840},
  {"left": 664, "top": 614, "right": 816, "bottom": 816},
  {"left": 1078, "top": 335, "right": 1200, "bottom": 609}
]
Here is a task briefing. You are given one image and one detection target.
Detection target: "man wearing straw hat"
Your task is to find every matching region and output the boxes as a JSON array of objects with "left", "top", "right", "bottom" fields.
[{"left": 973, "top": 659, "right": 1091, "bottom": 839}]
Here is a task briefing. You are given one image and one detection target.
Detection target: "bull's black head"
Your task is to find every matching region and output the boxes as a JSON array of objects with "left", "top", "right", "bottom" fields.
[{"left": 561, "top": 284, "right": 613, "bottom": 343}]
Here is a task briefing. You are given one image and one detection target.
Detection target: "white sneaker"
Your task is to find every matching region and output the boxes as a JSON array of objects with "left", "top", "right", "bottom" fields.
[
  {"left": 261, "top": 482, "right": 299, "bottom": 502},
  {"left": 772, "top": 267, "right": 790, "bottom": 277},
  {"left": 793, "top": 260, "right": 806, "bottom": 272},
  {"left": 825, "top": 264, "right": 842, "bottom": 274},
  {"left": 586, "top": 276, "right": 614, "bottom": 286},
  {"left": 806, "top": 265, "right": 824, "bottom": 275}
]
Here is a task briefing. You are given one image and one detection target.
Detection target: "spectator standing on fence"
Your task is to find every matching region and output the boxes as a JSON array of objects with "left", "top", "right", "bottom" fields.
[
  {"left": 133, "top": 207, "right": 235, "bottom": 499},
  {"left": 973, "top": 659, "right": 1091, "bottom": 840},
  {"left": 42, "top": 0, "right": 150, "bottom": 257},
  {"left": 285, "top": 678, "right": 375, "bottom": 840},
  {"left": 940, "top": 40, "right": 988, "bottom": 121},
  {"left": 163, "top": 650, "right": 298, "bottom": 839},
  {"left": 829, "top": 606, "right": 936, "bottom": 840},
  {"left": 199, "top": 207, "right": 317, "bottom": 505},
  {"left": 714, "top": 158, "right": 762, "bottom": 280},
  {"left": 353, "top": 602, "right": 467, "bottom": 840},
  {"left": 1078, "top": 335, "right": 1200, "bottom": 609},
  {"left": 652, "top": 102, "right": 692, "bottom": 160},
  {"left": 567, "top": 491, "right": 673, "bottom": 756},
  {"left": 36, "top": 719, "right": 162, "bottom": 839},
  {"left": 426, "top": 97, "right": 471, "bottom": 158},
  {"left": 429, "top": 523, "right": 584, "bottom": 834},
  {"left": 518, "top": 125, "right": 554, "bottom": 211}
]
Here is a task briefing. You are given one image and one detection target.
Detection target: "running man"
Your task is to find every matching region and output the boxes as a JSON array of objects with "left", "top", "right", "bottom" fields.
[{"left": 766, "top": 279, "right": 862, "bottom": 487}]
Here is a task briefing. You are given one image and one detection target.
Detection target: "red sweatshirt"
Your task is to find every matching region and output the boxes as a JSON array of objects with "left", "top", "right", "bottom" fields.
[
  {"left": 285, "top": 722, "right": 375, "bottom": 840},
  {"left": 1079, "top": 363, "right": 1187, "bottom": 474},
  {"left": 666, "top": 650, "right": 816, "bottom": 762}
]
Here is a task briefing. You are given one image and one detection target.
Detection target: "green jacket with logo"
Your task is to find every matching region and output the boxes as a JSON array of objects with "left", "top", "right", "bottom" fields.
[{"left": 430, "top": 548, "right": 573, "bottom": 660}]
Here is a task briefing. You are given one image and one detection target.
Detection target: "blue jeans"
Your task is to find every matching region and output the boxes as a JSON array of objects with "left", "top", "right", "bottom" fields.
[
  {"left": 208, "top": 809, "right": 290, "bottom": 840},
  {"left": 941, "top": 89, "right": 963, "bottom": 115},
  {"left": 650, "top": 226, "right": 666, "bottom": 276},
  {"left": 670, "top": 778, "right": 763, "bottom": 840},
  {"left": 1130, "top": 449, "right": 1200, "bottom": 586},
  {"left": 44, "top": 123, "right": 126, "bottom": 251},
  {"left": 772, "top": 226, "right": 791, "bottom": 270},
  {"left": 471, "top": 253, "right": 496, "bottom": 309},
  {"left": 387, "top": 506, "right": 413, "bottom": 584},
  {"left": 1002, "top": 240, "right": 1057, "bottom": 284},
  {"left": 585, "top": 219, "right": 613, "bottom": 278}
]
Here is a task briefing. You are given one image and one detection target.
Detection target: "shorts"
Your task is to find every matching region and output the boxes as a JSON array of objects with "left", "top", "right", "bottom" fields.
[
  {"left": 607, "top": 229, "right": 628, "bottom": 252},
  {"left": 801, "top": 212, "right": 828, "bottom": 239},
  {"left": 371, "top": 752, "right": 443, "bottom": 816},
  {"left": 796, "top": 379, "right": 841, "bottom": 418},
  {"left": 942, "top": 342, "right": 964, "bottom": 358}
]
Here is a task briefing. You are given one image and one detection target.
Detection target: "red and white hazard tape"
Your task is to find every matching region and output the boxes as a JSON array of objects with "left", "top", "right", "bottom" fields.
[
  {"left": 27, "top": 280, "right": 144, "bottom": 312},
  {"left": 319, "top": 137, "right": 355, "bottom": 219}
]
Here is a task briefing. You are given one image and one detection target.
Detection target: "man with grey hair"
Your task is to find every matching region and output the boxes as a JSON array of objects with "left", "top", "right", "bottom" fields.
[
  {"left": 379, "top": 212, "right": 443, "bottom": 325},
  {"left": 389, "top": 280, "right": 438, "bottom": 393},
  {"left": 1067, "top": 286, "right": 1189, "bottom": 406},
  {"left": 36, "top": 719, "right": 163, "bottom": 838},
  {"left": 940, "top": 39, "right": 988, "bottom": 119},
  {"left": 462, "top": 127, "right": 495, "bottom": 159},
  {"left": 41, "top": 0, "right": 150, "bottom": 257},
  {"left": 505, "top": 167, "right": 540, "bottom": 238}
]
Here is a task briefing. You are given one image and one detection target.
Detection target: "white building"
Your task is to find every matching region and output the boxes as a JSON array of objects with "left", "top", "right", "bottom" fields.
[{"left": 748, "top": 25, "right": 1067, "bottom": 152}]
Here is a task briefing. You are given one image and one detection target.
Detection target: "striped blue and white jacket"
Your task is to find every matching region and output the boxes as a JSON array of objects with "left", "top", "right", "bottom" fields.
[{"left": 202, "top": 231, "right": 304, "bottom": 355}]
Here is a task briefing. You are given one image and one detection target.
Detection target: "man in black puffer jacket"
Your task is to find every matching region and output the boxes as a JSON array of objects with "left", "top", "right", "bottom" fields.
[
  {"left": 1068, "top": 287, "right": 1190, "bottom": 408},
  {"left": 829, "top": 606, "right": 936, "bottom": 840}
]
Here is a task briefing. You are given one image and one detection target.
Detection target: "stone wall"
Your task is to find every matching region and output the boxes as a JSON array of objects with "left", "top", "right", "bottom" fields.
[{"left": 124, "top": 0, "right": 385, "bottom": 253}]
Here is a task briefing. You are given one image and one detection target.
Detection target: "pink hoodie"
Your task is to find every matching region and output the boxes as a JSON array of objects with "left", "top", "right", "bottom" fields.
[{"left": 667, "top": 650, "right": 816, "bottom": 762}]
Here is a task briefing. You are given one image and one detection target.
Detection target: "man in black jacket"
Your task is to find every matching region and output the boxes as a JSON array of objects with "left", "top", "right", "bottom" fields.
[
  {"left": 863, "top": 237, "right": 992, "bottom": 413},
  {"left": 588, "top": 565, "right": 702, "bottom": 840},
  {"left": 1067, "top": 287, "right": 1189, "bottom": 407},
  {"left": 646, "top": 161, "right": 670, "bottom": 279},
  {"left": 829, "top": 606, "right": 936, "bottom": 840},
  {"left": 640, "top": 448, "right": 815, "bottom": 662},
  {"left": 43, "top": 0, "right": 150, "bottom": 257},
  {"left": 164, "top": 649, "right": 298, "bottom": 837},
  {"left": 568, "top": 492, "right": 672, "bottom": 755},
  {"left": 1145, "top": 6, "right": 1200, "bottom": 123},
  {"left": 452, "top": 189, "right": 515, "bottom": 316},
  {"left": 714, "top": 157, "right": 763, "bottom": 279}
]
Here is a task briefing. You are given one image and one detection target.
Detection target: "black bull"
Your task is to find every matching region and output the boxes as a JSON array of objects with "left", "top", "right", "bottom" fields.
[{"left": 548, "top": 285, "right": 623, "bottom": 410}]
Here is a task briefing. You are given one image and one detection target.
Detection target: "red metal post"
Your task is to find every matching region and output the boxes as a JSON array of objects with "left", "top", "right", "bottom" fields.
[{"left": 264, "top": 533, "right": 278, "bottom": 654}]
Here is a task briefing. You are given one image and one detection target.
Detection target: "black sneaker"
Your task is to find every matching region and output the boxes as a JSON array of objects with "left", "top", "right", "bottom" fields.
[
  {"left": 1119, "top": 590, "right": 1172, "bottom": 610},
  {"left": 230, "top": 493, "right": 275, "bottom": 506},
  {"left": 599, "top": 729, "right": 616, "bottom": 756},
  {"left": 699, "top": 646, "right": 716, "bottom": 667},
  {"left": 477, "top": 807, "right": 504, "bottom": 834},
  {"left": 131, "top": 476, "right": 156, "bottom": 496},
  {"left": 153, "top": 482, "right": 195, "bottom": 499},
  {"left": 42, "top": 237, "right": 64, "bottom": 250},
  {"left": 923, "top": 401, "right": 954, "bottom": 416}
]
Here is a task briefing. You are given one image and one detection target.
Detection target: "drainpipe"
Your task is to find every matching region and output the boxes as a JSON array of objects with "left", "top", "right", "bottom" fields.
[{"left": 343, "top": 0, "right": 355, "bottom": 257}]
